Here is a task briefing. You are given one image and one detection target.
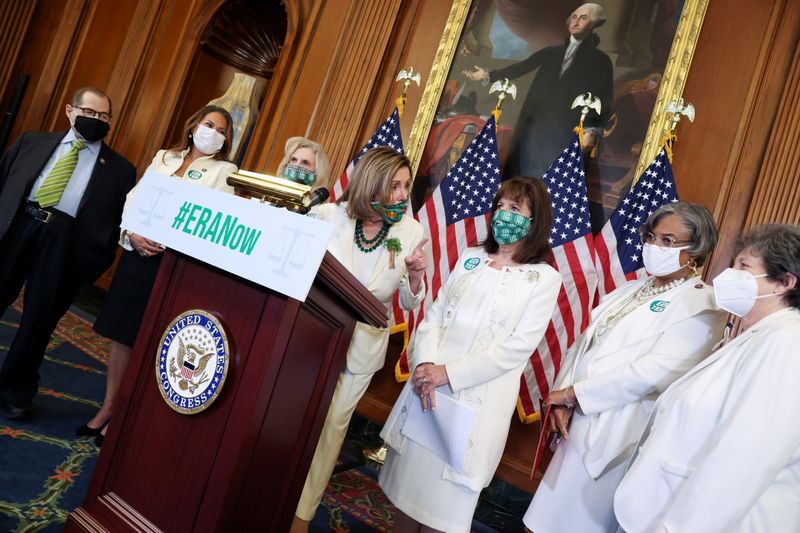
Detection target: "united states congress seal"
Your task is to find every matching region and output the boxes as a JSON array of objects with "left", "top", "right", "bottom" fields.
[{"left": 155, "top": 309, "right": 229, "bottom": 414}]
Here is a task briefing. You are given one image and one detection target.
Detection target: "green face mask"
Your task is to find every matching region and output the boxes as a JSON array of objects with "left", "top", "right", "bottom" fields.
[
  {"left": 371, "top": 199, "right": 408, "bottom": 225},
  {"left": 491, "top": 209, "right": 531, "bottom": 245},
  {"left": 282, "top": 164, "right": 316, "bottom": 186}
]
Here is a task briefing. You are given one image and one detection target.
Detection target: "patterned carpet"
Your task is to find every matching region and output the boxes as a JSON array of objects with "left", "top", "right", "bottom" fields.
[
  {"left": 0, "top": 297, "right": 525, "bottom": 532},
  {"left": 0, "top": 301, "right": 109, "bottom": 532}
]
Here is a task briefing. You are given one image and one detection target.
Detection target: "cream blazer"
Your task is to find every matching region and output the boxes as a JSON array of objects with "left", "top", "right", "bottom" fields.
[
  {"left": 555, "top": 277, "right": 726, "bottom": 478},
  {"left": 614, "top": 308, "right": 800, "bottom": 533},
  {"left": 381, "top": 248, "right": 562, "bottom": 491},
  {"left": 119, "top": 149, "right": 237, "bottom": 247},
  {"left": 311, "top": 202, "right": 426, "bottom": 375}
]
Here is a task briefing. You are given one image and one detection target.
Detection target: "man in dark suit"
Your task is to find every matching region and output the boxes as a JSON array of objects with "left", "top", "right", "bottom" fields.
[
  {"left": 0, "top": 87, "right": 135, "bottom": 419},
  {"left": 464, "top": 3, "right": 614, "bottom": 178}
]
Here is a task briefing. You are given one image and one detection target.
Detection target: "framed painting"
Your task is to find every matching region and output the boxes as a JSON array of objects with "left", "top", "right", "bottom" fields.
[{"left": 407, "top": 0, "right": 709, "bottom": 232}]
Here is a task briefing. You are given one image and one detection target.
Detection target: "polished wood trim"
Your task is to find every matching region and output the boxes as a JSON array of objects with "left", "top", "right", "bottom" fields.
[
  {"left": 317, "top": 251, "right": 389, "bottom": 328},
  {"left": 0, "top": 2, "right": 37, "bottom": 102}
]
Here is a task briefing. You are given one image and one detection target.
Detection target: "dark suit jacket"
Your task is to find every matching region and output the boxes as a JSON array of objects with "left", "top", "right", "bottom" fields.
[
  {"left": 0, "top": 131, "right": 136, "bottom": 281},
  {"left": 492, "top": 34, "right": 613, "bottom": 177}
]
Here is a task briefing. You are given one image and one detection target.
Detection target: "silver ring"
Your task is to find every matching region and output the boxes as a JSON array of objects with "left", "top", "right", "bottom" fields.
[{"left": 421, "top": 377, "right": 428, "bottom": 385}]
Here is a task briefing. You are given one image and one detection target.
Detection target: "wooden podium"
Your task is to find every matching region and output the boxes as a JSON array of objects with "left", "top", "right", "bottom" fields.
[{"left": 65, "top": 250, "right": 386, "bottom": 532}]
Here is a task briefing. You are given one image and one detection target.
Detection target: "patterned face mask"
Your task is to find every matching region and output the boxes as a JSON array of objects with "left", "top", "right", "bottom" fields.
[
  {"left": 371, "top": 199, "right": 408, "bottom": 225},
  {"left": 282, "top": 164, "right": 317, "bottom": 185},
  {"left": 491, "top": 209, "right": 531, "bottom": 245}
]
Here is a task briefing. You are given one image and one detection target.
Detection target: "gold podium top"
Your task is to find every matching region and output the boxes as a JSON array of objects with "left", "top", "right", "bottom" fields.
[{"left": 226, "top": 170, "right": 312, "bottom": 213}]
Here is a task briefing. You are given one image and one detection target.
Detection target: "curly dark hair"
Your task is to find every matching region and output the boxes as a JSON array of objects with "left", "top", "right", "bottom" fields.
[{"left": 736, "top": 224, "right": 800, "bottom": 309}]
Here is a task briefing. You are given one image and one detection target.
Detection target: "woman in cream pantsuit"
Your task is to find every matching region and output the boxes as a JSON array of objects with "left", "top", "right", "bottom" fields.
[
  {"left": 614, "top": 224, "right": 800, "bottom": 533},
  {"left": 524, "top": 202, "right": 727, "bottom": 533},
  {"left": 291, "top": 147, "right": 427, "bottom": 530},
  {"left": 379, "top": 178, "right": 562, "bottom": 532}
]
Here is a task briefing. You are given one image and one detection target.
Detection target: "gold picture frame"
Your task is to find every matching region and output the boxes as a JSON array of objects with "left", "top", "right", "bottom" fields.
[{"left": 407, "top": 0, "right": 710, "bottom": 184}]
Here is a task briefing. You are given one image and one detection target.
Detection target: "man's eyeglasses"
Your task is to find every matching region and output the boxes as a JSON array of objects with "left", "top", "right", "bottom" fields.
[
  {"left": 641, "top": 232, "right": 692, "bottom": 248},
  {"left": 73, "top": 106, "right": 110, "bottom": 122}
]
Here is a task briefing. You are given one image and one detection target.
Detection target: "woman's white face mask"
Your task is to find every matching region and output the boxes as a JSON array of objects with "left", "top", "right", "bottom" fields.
[
  {"left": 712, "top": 268, "right": 781, "bottom": 317},
  {"left": 642, "top": 243, "right": 690, "bottom": 277},
  {"left": 192, "top": 124, "right": 226, "bottom": 155}
]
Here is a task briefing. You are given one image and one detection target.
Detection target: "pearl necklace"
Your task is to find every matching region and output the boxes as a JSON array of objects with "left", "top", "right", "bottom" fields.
[
  {"left": 592, "top": 276, "right": 695, "bottom": 343},
  {"left": 354, "top": 219, "right": 389, "bottom": 253}
]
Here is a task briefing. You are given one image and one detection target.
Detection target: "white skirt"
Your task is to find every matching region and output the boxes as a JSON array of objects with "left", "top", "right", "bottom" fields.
[
  {"left": 380, "top": 438, "right": 479, "bottom": 532},
  {"left": 523, "top": 414, "right": 626, "bottom": 533}
]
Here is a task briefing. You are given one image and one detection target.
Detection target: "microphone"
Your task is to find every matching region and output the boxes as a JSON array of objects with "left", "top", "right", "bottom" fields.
[{"left": 307, "top": 187, "right": 330, "bottom": 208}]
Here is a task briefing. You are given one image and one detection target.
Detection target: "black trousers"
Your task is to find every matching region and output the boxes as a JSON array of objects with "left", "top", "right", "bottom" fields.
[{"left": 0, "top": 206, "right": 84, "bottom": 404}]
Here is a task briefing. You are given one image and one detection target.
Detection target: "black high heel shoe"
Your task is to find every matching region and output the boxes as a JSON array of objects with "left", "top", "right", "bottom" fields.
[{"left": 75, "top": 418, "right": 109, "bottom": 437}]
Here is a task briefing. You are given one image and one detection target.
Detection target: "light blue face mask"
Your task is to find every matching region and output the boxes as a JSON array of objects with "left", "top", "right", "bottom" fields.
[
  {"left": 283, "top": 164, "right": 316, "bottom": 186},
  {"left": 491, "top": 209, "right": 531, "bottom": 245}
]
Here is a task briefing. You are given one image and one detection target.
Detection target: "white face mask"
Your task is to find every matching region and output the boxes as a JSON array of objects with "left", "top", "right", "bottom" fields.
[
  {"left": 192, "top": 124, "right": 225, "bottom": 155},
  {"left": 712, "top": 268, "right": 778, "bottom": 317},
  {"left": 642, "top": 243, "right": 690, "bottom": 277}
]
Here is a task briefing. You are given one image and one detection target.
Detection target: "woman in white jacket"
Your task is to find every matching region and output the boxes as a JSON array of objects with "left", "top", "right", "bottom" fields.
[
  {"left": 77, "top": 105, "right": 237, "bottom": 444},
  {"left": 524, "top": 202, "right": 727, "bottom": 533},
  {"left": 291, "top": 147, "right": 428, "bottom": 531},
  {"left": 614, "top": 224, "right": 800, "bottom": 533},
  {"left": 379, "top": 178, "right": 562, "bottom": 532}
]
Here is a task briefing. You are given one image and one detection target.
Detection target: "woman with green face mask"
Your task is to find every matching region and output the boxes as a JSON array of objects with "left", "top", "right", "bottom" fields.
[
  {"left": 276, "top": 136, "right": 329, "bottom": 188},
  {"left": 292, "top": 147, "right": 428, "bottom": 532},
  {"left": 378, "top": 178, "right": 563, "bottom": 533}
]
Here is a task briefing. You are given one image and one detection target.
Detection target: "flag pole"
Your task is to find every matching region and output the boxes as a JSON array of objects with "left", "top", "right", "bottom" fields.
[
  {"left": 395, "top": 67, "right": 421, "bottom": 118},
  {"left": 489, "top": 78, "right": 517, "bottom": 125},
  {"left": 661, "top": 98, "right": 696, "bottom": 162}
]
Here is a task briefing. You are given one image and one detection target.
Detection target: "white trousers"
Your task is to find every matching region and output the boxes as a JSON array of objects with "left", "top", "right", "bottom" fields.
[{"left": 295, "top": 368, "right": 374, "bottom": 520}]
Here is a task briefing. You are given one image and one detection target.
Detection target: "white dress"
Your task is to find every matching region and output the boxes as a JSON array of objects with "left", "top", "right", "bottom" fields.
[{"left": 379, "top": 248, "right": 562, "bottom": 532}]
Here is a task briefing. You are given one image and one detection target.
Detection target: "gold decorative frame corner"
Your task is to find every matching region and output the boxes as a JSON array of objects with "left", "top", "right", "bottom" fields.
[
  {"left": 407, "top": 0, "right": 710, "bottom": 182},
  {"left": 406, "top": 0, "right": 471, "bottom": 175},
  {"left": 634, "top": 0, "right": 709, "bottom": 179}
]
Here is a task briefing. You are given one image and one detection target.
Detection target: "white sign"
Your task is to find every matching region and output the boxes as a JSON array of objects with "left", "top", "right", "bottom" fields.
[{"left": 122, "top": 170, "right": 334, "bottom": 301}]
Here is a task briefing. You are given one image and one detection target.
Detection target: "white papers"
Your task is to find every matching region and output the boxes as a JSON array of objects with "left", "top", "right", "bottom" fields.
[{"left": 401, "top": 392, "right": 477, "bottom": 472}]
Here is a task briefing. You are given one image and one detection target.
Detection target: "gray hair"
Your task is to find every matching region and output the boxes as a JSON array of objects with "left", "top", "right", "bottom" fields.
[
  {"left": 572, "top": 3, "right": 607, "bottom": 29},
  {"left": 276, "top": 136, "right": 330, "bottom": 188},
  {"left": 736, "top": 224, "right": 800, "bottom": 309},
  {"left": 640, "top": 201, "right": 718, "bottom": 266}
]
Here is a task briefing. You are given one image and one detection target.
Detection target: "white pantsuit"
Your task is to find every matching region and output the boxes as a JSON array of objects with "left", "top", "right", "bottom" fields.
[
  {"left": 295, "top": 203, "right": 425, "bottom": 520},
  {"left": 379, "top": 248, "right": 562, "bottom": 532},
  {"left": 524, "top": 277, "right": 726, "bottom": 533},
  {"left": 614, "top": 308, "right": 800, "bottom": 533}
]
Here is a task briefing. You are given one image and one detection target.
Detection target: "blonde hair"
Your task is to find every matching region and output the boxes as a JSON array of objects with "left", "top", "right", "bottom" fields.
[
  {"left": 276, "top": 137, "right": 329, "bottom": 188},
  {"left": 338, "top": 147, "right": 410, "bottom": 220}
]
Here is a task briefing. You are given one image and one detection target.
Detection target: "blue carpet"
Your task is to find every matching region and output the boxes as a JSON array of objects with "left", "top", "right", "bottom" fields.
[{"left": 0, "top": 305, "right": 107, "bottom": 532}]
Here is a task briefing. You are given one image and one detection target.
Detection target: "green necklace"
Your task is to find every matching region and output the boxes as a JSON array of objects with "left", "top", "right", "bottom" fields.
[{"left": 355, "top": 219, "right": 389, "bottom": 253}]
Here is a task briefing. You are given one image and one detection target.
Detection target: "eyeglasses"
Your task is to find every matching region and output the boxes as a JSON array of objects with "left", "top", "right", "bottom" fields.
[
  {"left": 73, "top": 106, "right": 110, "bottom": 122},
  {"left": 641, "top": 232, "right": 692, "bottom": 248}
]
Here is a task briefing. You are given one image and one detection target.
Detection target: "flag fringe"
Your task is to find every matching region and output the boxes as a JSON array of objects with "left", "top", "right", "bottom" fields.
[
  {"left": 661, "top": 130, "right": 677, "bottom": 162},
  {"left": 391, "top": 322, "right": 411, "bottom": 382},
  {"left": 396, "top": 96, "right": 406, "bottom": 118},
  {"left": 516, "top": 397, "right": 541, "bottom": 424}
]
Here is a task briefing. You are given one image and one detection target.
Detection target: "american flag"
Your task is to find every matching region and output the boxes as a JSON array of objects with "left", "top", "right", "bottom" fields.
[
  {"left": 329, "top": 108, "right": 403, "bottom": 201},
  {"left": 594, "top": 148, "right": 678, "bottom": 299},
  {"left": 395, "top": 116, "right": 501, "bottom": 381},
  {"left": 518, "top": 134, "right": 597, "bottom": 420}
]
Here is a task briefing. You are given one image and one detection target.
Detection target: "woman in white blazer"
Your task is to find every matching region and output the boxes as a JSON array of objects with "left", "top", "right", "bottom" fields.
[
  {"left": 524, "top": 202, "right": 727, "bottom": 533},
  {"left": 292, "top": 147, "right": 428, "bottom": 531},
  {"left": 78, "top": 105, "right": 237, "bottom": 444},
  {"left": 379, "top": 178, "right": 562, "bottom": 532},
  {"left": 614, "top": 224, "right": 800, "bottom": 533}
]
